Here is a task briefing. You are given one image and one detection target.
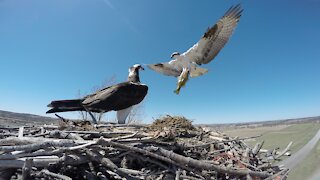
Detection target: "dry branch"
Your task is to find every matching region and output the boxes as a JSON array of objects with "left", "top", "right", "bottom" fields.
[
  {"left": 0, "top": 156, "right": 59, "bottom": 168},
  {"left": 39, "top": 169, "right": 72, "bottom": 180},
  {"left": 252, "top": 141, "right": 264, "bottom": 156},
  {"left": 274, "top": 141, "right": 293, "bottom": 160},
  {"left": 22, "top": 158, "right": 33, "bottom": 180},
  {"left": 0, "top": 141, "right": 96, "bottom": 160},
  {"left": 0, "top": 139, "right": 75, "bottom": 152},
  {"left": 155, "top": 147, "right": 271, "bottom": 178},
  {"left": 0, "top": 136, "right": 91, "bottom": 146}
]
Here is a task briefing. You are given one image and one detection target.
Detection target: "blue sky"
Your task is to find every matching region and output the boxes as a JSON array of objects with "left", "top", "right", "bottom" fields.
[{"left": 0, "top": 0, "right": 319, "bottom": 124}]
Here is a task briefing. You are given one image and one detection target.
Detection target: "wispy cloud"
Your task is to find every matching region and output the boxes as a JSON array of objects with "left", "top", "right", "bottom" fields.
[
  {"left": 103, "top": 0, "right": 115, "bottom": 10},
  {"left": 101, "top": 0, "right": 139, "bottom": 34}
]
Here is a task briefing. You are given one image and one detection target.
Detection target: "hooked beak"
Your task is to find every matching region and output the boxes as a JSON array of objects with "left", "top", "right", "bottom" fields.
[{"left": 140, "top": 66, "right": 145, "bottom": 71}]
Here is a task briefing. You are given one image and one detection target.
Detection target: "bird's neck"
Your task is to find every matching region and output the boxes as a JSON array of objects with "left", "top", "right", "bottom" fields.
[{"left": 127, "top": 71, "right": 140, "bottom": 83}]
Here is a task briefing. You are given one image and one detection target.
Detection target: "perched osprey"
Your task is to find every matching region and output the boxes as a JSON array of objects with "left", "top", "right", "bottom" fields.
[
  {"left": 46, "top": 64, "right": 148, "bottom": 124},
  {"left": 148, "top": 4, "right": 243, "bottom": 93}
]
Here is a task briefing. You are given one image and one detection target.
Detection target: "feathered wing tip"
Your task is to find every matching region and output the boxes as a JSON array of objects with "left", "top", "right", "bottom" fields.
[
  {"left": 46, "top": 108, "right": 58, "bottom": 113},
  {"left": 47, "top": 99, "right": 83, "bottom": 107},
  {"left": 223, "top": 4, "right": 243, "bottom": 20},
  {"left": 147, "top": 64, "right": 157, "bottom": 71},
  {"left": 46, "top": 108, "right": 81, "bottom": 113},
  {"left": 147, "top": 63, "right": 167, "bottom": 72}
]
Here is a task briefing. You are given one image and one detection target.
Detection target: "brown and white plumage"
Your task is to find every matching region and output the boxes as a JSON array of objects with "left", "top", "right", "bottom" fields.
[
  {"left": 148, "top": 4, "right": 243, "bottom": 93},
  {"left": 183, "top": 4, "right": 243, "bottom": 65},
  {"left": 47, "top": 64, "right": 148, "bottom": 124}
]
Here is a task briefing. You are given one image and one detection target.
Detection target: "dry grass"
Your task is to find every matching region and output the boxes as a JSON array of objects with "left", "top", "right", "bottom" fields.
[{"left": 149, "top": 115, "right": 195, "bottom": 130}]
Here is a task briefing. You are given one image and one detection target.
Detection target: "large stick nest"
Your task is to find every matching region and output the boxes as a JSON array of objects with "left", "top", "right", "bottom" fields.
[{"left": 0, "top": 116, "right": 290, "bottom": 180}]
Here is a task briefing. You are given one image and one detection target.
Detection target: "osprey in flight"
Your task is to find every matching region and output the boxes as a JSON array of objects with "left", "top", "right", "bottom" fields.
[
  {"left": 47, "top": 64, "right": 148, "bottom": 124},
  {"left": 148, "top": 4, "right": 243, "bottom": 93}
]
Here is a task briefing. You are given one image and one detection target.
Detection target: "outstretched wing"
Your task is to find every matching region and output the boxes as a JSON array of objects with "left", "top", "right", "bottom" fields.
[
  {"left": 147, "top": 60, "right": 182, "bottom": 77},
  {"left": 182, "top": 4, "right": 243, "bottom": 65}
]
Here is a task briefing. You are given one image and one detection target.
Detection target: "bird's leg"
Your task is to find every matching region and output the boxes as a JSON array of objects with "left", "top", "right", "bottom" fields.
[
  {"left": 54, "top": 113, "right": 67, "bottom": 122},
  {"left": 82, "top": 106, "right": 98, "bottom": 124},
  {"left": 98, "top": 112, "right": 104, "bottom": 123},
  {"left": 174, "top": 67, "right": 190, "bottom": 95},
  {"left": 174, "top": 86, "right": 181, "bottom": 95}
]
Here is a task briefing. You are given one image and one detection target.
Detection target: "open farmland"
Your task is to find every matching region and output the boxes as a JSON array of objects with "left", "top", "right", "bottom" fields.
[
  {"left": 223, "top": 123, "right": 320, "bottom": 154},
  {"left": 223, "top": 125, "right": 290, "bottom": 138}
]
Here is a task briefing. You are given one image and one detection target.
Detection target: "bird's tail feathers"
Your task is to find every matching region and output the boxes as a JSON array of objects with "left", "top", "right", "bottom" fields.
[
  {"left": 46, "top": 99, "right": 84, "bottom": 113},
  {"left": 190, "top": 67, "right": 208, "bottom": 77}
]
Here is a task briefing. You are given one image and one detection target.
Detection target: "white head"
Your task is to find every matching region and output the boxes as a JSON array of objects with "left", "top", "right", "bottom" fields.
[
  {"left": 170, "top": 52, "right": 180, "bottom": 59},
  {"left": 133, "top": 64, "right": 143, "bottom": 69},
  {"left": 129, "top": 64, "right": 144, "bottom": 75}
]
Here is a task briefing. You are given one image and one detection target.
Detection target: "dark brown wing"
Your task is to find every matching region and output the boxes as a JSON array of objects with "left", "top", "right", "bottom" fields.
[
  {"left": 82, "top": 82, "right": 148, "bottom": 112},
  {"left": 183, "top": 4, "right": 243, "bottom": 65}
]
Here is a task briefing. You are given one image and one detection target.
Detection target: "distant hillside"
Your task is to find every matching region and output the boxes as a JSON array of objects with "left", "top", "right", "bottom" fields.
[
  {"left": 204, "top": 116, "right": 320, "bottom": 128},
  {"left": 0, "top": 110, "right": 59, "bottom": 127}
]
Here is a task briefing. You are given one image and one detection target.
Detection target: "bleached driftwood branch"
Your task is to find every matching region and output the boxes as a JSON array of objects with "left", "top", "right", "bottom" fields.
[
  {"left": 38, "top": 169, "right": 72, "bottom": 180},
  {"left": 274, "top": 141, "right": 293, "bottom": 160}
]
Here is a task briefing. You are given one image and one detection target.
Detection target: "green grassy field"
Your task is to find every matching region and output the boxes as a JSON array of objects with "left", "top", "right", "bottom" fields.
[
  {"left": 254, "top": 123, "right": 320, "bottom": 153},
  {"left": 223, "top": 125, "right": 289, "bottom": 139},
  {"left": 224, "top": 123, "right": 320, "bottom": 154}
]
